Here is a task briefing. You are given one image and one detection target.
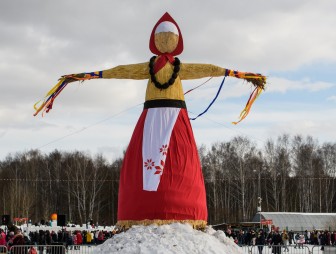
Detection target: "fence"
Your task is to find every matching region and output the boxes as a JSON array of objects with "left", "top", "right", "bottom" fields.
[
  {"left": 0, "top": 245, "right": 95, "bottom": 254},
  {"left": 311, "top": 245, "right": 336, "bottom": 254},
  {"left": 241, "top": 245, "right": 336, "bottom": 254},
  {"left": 1, "top": 244, "right": 336, "bottom": 254}
]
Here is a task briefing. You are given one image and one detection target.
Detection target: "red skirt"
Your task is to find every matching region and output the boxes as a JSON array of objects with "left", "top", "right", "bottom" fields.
[{"left": 117, "top": 108, "right": 207, "bottom": 222}]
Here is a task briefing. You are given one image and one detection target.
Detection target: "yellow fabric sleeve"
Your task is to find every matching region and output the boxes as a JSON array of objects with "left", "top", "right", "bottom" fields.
[{"left": 102, "top": 62, "right": 149, "bottom": 80}]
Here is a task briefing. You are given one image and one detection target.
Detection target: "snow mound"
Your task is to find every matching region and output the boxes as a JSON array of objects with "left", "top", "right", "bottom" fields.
[{"left": 96, "top": 223, "right": 243, "bottom": 254}]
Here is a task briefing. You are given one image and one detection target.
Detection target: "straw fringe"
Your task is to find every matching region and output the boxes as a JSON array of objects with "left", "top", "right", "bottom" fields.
[{"left": 116, "top": 219, "right": 207, "bottom": 231}]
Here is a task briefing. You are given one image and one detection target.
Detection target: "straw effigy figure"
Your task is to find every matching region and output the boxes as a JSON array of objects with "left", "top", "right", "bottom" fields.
[{"left": 34, "top": 13, "right": 266, "bottom": 229}]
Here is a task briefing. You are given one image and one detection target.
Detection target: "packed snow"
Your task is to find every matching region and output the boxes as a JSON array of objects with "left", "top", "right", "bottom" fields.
[{"left": 95, "top": 223, "right": 243, "bottom": 254}]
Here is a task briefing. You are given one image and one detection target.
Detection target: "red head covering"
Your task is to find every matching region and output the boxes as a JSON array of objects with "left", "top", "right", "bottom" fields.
[{"left": 149, "top": 12, "right": 184, "bottom": 56}]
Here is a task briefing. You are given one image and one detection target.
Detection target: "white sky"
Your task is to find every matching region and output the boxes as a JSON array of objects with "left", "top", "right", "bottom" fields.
[{"left": 1, "top": 0, "right": 335, "bottom": 161}]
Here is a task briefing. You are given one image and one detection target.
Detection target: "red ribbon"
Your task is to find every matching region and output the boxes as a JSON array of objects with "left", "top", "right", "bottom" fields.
[{"left": 153, "top": 53, "right": 175, "bottom": 74}]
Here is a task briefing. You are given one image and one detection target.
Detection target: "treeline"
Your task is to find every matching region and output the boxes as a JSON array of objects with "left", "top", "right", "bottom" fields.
[{"left": 0, "top": 134, "right": 335, "bottom": 226}]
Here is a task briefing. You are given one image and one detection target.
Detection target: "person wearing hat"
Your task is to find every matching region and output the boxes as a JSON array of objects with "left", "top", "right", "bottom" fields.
[{"left": 36, "top": 12, "right": 266, "bottom": 229}]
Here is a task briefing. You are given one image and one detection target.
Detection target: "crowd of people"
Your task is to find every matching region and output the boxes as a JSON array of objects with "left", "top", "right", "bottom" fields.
[
  {"left": 0, "top": 226, "right": 117, "bottom": 254},
  {"left": 224, "top": 227, "right": 336, "bottom": 253},
  {"left": 2, "top": 225, "right": 336, "bottom": 254}
]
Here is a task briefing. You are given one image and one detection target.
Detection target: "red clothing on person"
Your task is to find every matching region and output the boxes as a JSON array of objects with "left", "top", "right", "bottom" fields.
[
  {"left": 0, "top": 231, "right": 6, "bottom": 245},
  {"left": 76, "top": 232, "right": 83, "bottom": 245}
]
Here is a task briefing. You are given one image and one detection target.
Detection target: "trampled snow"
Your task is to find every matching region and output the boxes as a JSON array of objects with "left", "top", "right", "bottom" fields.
[{"left": 95, "top": 223, "right": 243, "bottom": 254}]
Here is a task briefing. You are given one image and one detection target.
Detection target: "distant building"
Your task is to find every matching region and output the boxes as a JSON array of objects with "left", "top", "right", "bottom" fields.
[{"left": 252, "top": 212, "right": 336, "bottom": 231}]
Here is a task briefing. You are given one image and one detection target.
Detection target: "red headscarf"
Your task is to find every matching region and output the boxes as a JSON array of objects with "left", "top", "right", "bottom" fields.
[{"left": 149, "top": 13, "right": 183, "bottom": 73}]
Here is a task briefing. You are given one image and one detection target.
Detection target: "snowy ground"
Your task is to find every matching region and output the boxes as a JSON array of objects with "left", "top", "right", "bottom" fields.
[
  {"left": 93, "top": 223, "right": 335, "bottom": 254},
  {"left": 95, "top": 223, "right": 243, "bottom": 254}
]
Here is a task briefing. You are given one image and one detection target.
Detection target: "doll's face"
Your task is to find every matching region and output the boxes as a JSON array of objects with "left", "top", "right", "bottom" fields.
[{"left": 154, "top": 32, "right": 179, "bottom": 53}]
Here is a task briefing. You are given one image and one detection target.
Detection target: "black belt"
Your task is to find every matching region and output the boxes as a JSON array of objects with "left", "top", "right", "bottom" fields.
[{"left": 144, "top": 99, "right": 186, "bottom": 109}]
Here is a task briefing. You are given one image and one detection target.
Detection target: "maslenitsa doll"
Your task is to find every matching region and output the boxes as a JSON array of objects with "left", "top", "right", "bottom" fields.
[{"left": 34, "top": 12, "right": 266, "bottom": 229}]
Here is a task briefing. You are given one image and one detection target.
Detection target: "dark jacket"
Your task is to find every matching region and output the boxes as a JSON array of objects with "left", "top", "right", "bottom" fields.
[
  {"left": 272, "top": 233, "right": 282, "bottom": 245},
  {"left": 256, "top": 233, "right": 265, "bottom": 245}
]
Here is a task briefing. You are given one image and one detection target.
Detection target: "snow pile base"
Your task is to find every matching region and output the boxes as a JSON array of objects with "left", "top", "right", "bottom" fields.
[{"left": 95, "top": 223, "right": 243, "bottom": 254}]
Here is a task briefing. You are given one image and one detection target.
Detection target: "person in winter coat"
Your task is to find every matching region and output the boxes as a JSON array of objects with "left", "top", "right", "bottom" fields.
[
  {"left": 255, "top": 229, "right": 265, "bottom": 254},
  {"left": 320, "top": 231, "right": 327, "bottom": 251},
  {"left": 11, "top": 229, "right": 26, "bottom": 254},
  {"left": 75, "top": 231, "right": 83, "bottom": 250},
  {"left": 97, "top": 231, "right": 104, "bottom": 244},
  {"left": 72, "top": 232, "right": 78, "bottom": 250},
  {"left": 86, "top": 231, "right": 93, "bottom": 244},
  {"left": 288, "top": 230, "right": 294, "bottom": 245},
  {"left": 45, "top": 231, "right": 52, "bottom": 245},
  {"left": 250, "top": 230, "right": 257, "bottom": 246},
  {"left": 0, "top": 229, "right": 7, "bottom": 253},
  {"left": 37, "top": 230, "right": 46, "bottom": 254},
  {"left": 281, "top": 229, "right": 289, "bottom": 252},
  {"left": 297, "top": 234, "right": 305, "bottom": 249},
  {"left": 51, "top": 231, "right": 58, "bottom": 244},
  {"left": 271, "top": 231, "right": 282, "bottom": 254},
  {"left": 6, "top": 231, "right": 15, "bottom": 251},
  {"left": 65, "top": 232, "right": 73, "bottom": 250},
  {"left": 294, "top": 233, "right": 300, "bottom": 248}
]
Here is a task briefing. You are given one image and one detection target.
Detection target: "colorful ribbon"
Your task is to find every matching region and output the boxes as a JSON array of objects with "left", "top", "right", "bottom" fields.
[
  {"left": 232, "top": 85, "right": 263, "bottom": 125},
  {"left": 189, "top": 69, "right": 266, "bottom": 124},
  {"left": 33, "top": 78, "right": 69, "bottom": 116},
  {"left": 190, "top": 71, "right": 229, "bottom": 121},
  {"left": 33, "top": 71, "right": 102, "bottom": 116}
]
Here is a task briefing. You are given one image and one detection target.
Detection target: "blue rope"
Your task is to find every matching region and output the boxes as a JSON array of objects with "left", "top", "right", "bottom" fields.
[{"left": 190, "top": 70, "right": 229, "bottom": 121}]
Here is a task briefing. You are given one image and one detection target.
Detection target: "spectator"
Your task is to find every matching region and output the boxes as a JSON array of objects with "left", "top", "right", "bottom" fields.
[
  {"left": 250, "top": 230, "right": 256, "bottom": 245},
  {"left": 281, "top": 229, "right": 289, "bottom": 252},
  {"left": 7, "top": 231, "right": 15, "bottom": 248},
  {"left": 294, "top": 233, "right": 300, "bottom": 249},
  {"left": 94, "top": 231, "right": 99, "bottom": 245},
  {"left": 11, "top": 229, "right": 26, "bottom": 254},
  {"left": 51, "top": 231, "right": 58, "bottom": 244},
  {"left": 306, "top": 230, "right": 311, "bottom": 244},
  {"left": 45, "top": 231, "right": 52, "bottom": 245},
  {"left": 97, "top": 231, "right": 104, "bottom": 244},
  {"left": 72, "top": 231, "right": 78, "bottom": 250},
  {"left": 37, "top": 230, "right": 46, "bottom": 254},
  {"left": 320, "top": 231, "right": 327, "bottom": 251},
  {"left": 255, "top": 229, "right": 265, "bottom": 254},
  {"left": 57, "top": 230, "right": 63, "bottom": 244},
  {"left": 75, "top": 231, "right": 83, "bottom": 250},
  {"left": 288, "top": 230, "right": 294, "bottom": 245},
  {"left": 271, "top": 230, "right": 282, "bottom": 254},
  {"left": 0, "top": 229, "right": 7, "bottom": 253},
  {"left": 86, "top": 231, "right": 93, "bottom": 244},
  {"left": 65, "top": 232, "right": 73, "bottom": 250},
  {"left": 297, "top": 234, "right": 305, "bottom": 249},
  {"left": 326, "top": 230, "right": 331, "bottom": 246},
  {"left": 266, "top": 230, "right": 274, "bottom": 246},
  {"left": 237, "top": 230, "right": 244, "bottom": 245}
]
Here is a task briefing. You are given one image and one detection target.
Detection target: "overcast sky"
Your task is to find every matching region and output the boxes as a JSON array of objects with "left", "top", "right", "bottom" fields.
[{"left": 1, "top": 0, "right": 335, "bottom": 161}]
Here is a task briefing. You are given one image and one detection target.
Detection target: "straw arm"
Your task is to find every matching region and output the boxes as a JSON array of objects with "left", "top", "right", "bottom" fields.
[
  {"left": 179, "top": 63, "right": 226, "bottom": 80},
  {"left": 62, "top": 62, "right": 149, "bottom": 82},
  {"left": 180, "top": 63, "right": 266, "bottom": 90},
  {"left": 102, "top": 62, "right": 149, "bottom": 80}
]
